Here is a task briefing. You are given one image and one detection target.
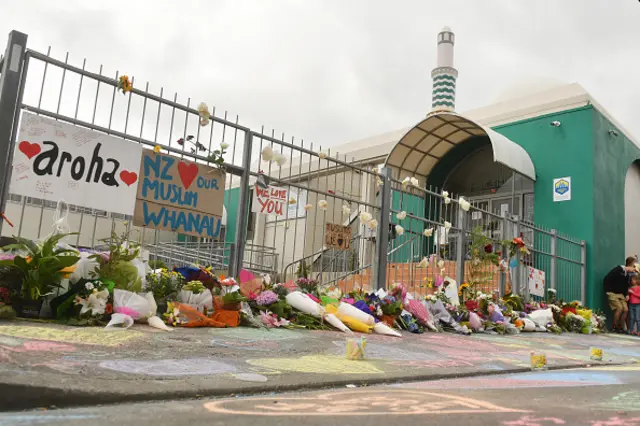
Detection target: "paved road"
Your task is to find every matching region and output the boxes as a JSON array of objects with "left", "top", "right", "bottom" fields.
[
  {"left": 2, "top": 365, "right": 640, "bottom": 425},
  {"left": 1, "top": 321, "right": 639, "bottom": 410}
]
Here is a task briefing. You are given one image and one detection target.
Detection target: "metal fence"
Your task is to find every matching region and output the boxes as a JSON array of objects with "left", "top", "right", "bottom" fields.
[{"left": 0, "top": 30, "right": 586, "bottom": 303}]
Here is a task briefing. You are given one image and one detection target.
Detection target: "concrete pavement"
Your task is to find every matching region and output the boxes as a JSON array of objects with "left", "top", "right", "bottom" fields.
[
  {"left": 0, "top": 319, "right": 639, "bottom": 411},
  {"left": 3, "top": 365, "right": 640, "bottom": 425}
]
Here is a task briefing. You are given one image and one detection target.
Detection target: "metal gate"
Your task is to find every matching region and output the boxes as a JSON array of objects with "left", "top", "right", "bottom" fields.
[{"left": 0, "top": 30, "right": 586, "bottom": 303}]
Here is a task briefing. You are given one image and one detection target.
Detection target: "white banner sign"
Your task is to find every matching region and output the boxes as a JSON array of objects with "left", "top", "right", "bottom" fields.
[
  {"left": 252, "top": 185, "right": 288, "bottom": 218},
  {"left": 553, "top": 177, "right": 571, "bottom": 202},
  {"left": 527, "top": 266, "right": 546, "bottom": 298},
  {"left": 10, "top": 112, "right": 143, "bottom": 215}
]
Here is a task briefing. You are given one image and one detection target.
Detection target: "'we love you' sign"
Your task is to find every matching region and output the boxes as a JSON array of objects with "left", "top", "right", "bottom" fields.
[
  {"left": 133, "top": 151, "right": 226, "bottom": 238},
  {"left": 10, "top": 112, "right": 143, "bottom": 215}
]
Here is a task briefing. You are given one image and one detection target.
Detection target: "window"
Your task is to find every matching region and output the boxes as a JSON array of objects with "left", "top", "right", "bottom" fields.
[{"left": 8, "top": 194, "right": 22, "bottom": 203}]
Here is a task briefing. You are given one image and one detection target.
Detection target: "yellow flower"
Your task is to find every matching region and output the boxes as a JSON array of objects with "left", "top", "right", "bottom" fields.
[{"left": 153, "top": 145, "right": 161, "bottom": 153}]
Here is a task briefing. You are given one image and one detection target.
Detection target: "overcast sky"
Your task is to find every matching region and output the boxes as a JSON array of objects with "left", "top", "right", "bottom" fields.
[{"left": 3, "top": 0, "right": 640, "bottom": 148}]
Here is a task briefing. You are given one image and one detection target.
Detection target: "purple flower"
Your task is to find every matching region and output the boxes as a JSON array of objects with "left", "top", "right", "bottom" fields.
[
  {"left": 255, "top": 290, "right": 278, "bottom": 306},
  {"left": 0, "top": 253, "right": 14, "bottom": 261}
]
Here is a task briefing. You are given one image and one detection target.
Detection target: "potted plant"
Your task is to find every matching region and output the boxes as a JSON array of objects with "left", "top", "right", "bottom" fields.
[{"left": 0, "top": 233, "right": 80, "bottom": 318}]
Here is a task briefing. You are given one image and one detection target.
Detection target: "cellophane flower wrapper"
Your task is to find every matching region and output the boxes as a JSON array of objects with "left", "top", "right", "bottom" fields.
[
  {"left": 286, "top": 291, "right": 324, "bottom": 317},
  {"left": 529, "top": 308, "right": 553, "bottom": 328},
  {"left": 105, "top": 313, "right": 134, "bottom": 329},
  {"left": 337, "top": 302, "right": 375, "bottom": 326},
  {"left": 427, "top": 299, "right": 470, "bottom": 335},
  {"left": 113, "top": 289, "right": 154, "bottom": 320},
  {"left": 178, "top": 289, "right": 213, "bottom": 312},
  {"left": 68, "top": 251, "right": 100, "bottom": 283},
  {"left": 170, "top": 302, "right": 227, "bottom": 328},
  {"left": 405, "top": 300, "right": 437, "bottom": 331},
  {"left": 468, "top": 312, "right": 483, "bottom": 331},
  {"left": 373, "top": 322, "right": 402, "bottom": 337}
]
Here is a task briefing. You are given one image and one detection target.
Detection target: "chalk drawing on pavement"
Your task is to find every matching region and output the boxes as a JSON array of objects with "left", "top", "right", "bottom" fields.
[
  {"left": 502, "top": 415, "right": 566, "bottom": 425},
  {"left": 330, "top": 341, "right": 435, "bottom": 361},
  {"left": 0, "top": 326, "right": 141, "bottom": 346},
  {"left": 203, "top": 389, "right": 527, "bottom": 416},
  {"left": 0, "top": 336, "right": 23, "bottom": 347},
  {"left": 234, "top": 373, "right": 268, "bottom": 383},
  {"left": 246, "top": 355, "right": 384, "bottom": 374},
  {"left": 599, "top": 391, "right": 640, "bottom": 412},
  {"left": 99, "top": 358, "right": 237, "bottom": 376},
  {"left": 211, "top": 328, "right": 303, "bottom": 341}
]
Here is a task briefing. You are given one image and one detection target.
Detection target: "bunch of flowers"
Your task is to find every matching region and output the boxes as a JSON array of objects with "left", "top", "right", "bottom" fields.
[
  {"left": 296, "top": 277, "right": 319, "bottom": 295},
  {"left": 75, "top": 280, "right": 111, "bottom": 317},
  {"left": 183, "top": 280, "right": 206, "bottom": 294},
  {"left": 117, "top": 75, "right": 132, "bottom": 94},
  {"left": 145, "top": 269, "right": 185, "bottom": 302},
  {"left": 164, "top": 302, "right": 185, "bottom": 327},
  {"left": 255, "top": 290, "right": 278, "bottom": 306}
]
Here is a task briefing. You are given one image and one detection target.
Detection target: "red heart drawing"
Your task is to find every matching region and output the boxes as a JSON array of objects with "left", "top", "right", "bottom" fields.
[
  {"left": 119, "top": 170, "right": 138, "bottom": 186},
  {"left": 178, "top": 162, "right": 198, "bottom": 190},
  {"left": 18, "top": 141, "right": 41, "bottom": 159}
]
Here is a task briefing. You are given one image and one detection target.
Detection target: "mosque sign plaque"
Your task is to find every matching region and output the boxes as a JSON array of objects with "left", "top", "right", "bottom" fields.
[
  {"left": 325, "top": 223, "right": 352, "bottom": 250},
  {"left": 553, "top": 177, "right": 571, "bottom": 202}
]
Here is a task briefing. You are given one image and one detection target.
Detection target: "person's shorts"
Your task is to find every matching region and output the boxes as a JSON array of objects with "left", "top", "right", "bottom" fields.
[{"left": 607, "top": 292, "right": 629, "bottom": 313}]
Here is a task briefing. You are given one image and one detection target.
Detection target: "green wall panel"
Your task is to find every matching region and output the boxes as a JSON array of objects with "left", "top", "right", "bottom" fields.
[{"left": 591, "top": 110, "right": 640, "bottom": 310}]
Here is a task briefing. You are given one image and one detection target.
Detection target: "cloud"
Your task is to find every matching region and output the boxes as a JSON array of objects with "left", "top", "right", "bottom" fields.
[{"left": 2, "top": 0, "right": 639, "bottom": 148}]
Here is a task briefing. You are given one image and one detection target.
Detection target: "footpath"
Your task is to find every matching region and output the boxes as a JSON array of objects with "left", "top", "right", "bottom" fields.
[{"left": 0, "top": 320, "right": 639, "bottom": 411}]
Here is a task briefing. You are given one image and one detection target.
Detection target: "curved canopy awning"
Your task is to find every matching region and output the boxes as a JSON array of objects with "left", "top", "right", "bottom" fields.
[{"left": 383, "top": 112, "right": 536, "bottom": 182}]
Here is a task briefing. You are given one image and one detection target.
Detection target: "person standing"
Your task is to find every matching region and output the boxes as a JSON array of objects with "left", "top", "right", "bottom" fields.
[
  {"left": 603, "top": 257, "right": 636, "bottom": 333},
  {"left": 628, "top": 274, "right": 640, "bottom": 336}
]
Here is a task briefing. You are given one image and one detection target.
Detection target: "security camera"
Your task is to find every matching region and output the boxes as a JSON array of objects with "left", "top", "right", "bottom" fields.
[{"left": 550, "top": 121, "right": 561, "bottom": 127}]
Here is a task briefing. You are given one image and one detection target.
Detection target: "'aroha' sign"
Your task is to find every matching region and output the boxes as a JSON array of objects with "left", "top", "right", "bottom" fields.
[
  {"left": 10, "top": 111, "right": 143, "bottom": 215},
  {"left": 133, "top": 151, "right": 226, "bottom": 238}
]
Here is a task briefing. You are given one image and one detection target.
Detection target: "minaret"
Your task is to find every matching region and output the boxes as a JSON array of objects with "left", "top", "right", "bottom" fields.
[{"left": 431, "top": 26, "right": 458, "bottom": 112}]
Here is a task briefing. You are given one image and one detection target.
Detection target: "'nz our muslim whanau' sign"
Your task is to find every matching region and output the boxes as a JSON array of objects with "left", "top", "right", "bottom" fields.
[
  {"left": 10, "top": 111, "right": 143, "bottom": 215},
  {"left": 133, "top": 151, "right": 226, "bottom": 238}
]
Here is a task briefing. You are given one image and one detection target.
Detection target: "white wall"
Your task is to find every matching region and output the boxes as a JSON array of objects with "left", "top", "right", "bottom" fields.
[{"left": 625, "top": 163, "right": 640, "bottom": 258}]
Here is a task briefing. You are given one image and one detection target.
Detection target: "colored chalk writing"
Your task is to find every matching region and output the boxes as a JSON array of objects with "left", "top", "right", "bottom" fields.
[{"left": 0, "top": 326, "right": 141, "bottom": 346}]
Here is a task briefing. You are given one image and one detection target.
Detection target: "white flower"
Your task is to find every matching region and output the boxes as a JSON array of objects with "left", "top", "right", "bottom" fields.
[
  {"left": 85, "top": 282, "right": 94, "bottom": 291},
  {"left": 261, "top": 274, "right": 271, "bottom": 285},
  {"left": 359, "top": 211, "right": 372, "bottom": 223},
  {"left": 417, "top": 257, "right": 429, "bottom": 268},
  {"left": 261, "top": 146, "right": 274, "bottom": 162},
  {"left": 423, "top": 227, "right": 434, "bottom": 237},
  {"left": 444, "top": 221, "right": 452, "bottom": 230},
  {"left": 376, "top": 307, "right": 383, "bottom": 317},
  {"left": 437, "top": 260, "right": 445, "bottom": 269},
  {"left": 459, "top": 196, "right": 471, "bottom": 211},
  {"left": 197, "top": 102, "right": 210, "bottom": 127},
  {"left": 410, "top": 177, "right": 419, "bottom": 186},
  {"left": 342, "top": 205, "right": 351, "bottom": 216},
  {"left": 318, "top": 200, "right": 328, "bottom": 210},
  {"left": 395, "top": 225, "right": 404, "bottom": 236},
  {"left": 327, "top": 288, "right": 342, "bottom": 299},
  {"left": 401, "top": 177, "right": 411, "bottom": 187},
  {"left": 376, "top": 176, "right": 383, "bottom": 187},
  {"left": 396, "top": 211, "right": 407, "bottom": 220},
  {"left": 367, "top": 219, "right": 378, "bottom": 229},
  {"left": 479, "top": 294, "right": 488, "bottom": 300},
  {"left": 78, "top": 289, "right": 109, "bottom": 316},
  {"left": 318, "top": 151, "right": 327, "bottom": 159},
  {"left": 442, "top": 191, "right": 449, "bottom": 198},
  {"left": 274, "top": 153, "right": 287, "bottom": 166},
  {"left": 444, "top": 197, "right": 451, "bottom": 205},
  {"left": 220, "top": 142, "right": 229, "bottom": 150},
  {"left": 304, "top": 204, "right": 312, "bottom": 211},
  {"left": 547, "top": 288, "right": 557, "bottom": 294}
]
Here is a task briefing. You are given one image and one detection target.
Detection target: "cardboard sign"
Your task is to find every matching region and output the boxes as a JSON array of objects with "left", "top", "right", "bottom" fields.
[
  {"left": 252, "top": 185, "right": 288, "bottom": 218},
  {"left": 10, "top": 111, "right": 143, "bottom": 215},
  {"left": 133, "top": 151, "right": 225, "bottom": 238},
  {"left": 527, "top": 266, "right": 546, "bottom": 298},
  {"left": 325, "top": 223, "right": 352, "bottom": 250}
]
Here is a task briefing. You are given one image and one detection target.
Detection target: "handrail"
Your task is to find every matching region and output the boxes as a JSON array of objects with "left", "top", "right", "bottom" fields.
[
  {"left": 283, "top": 233, "right": 362, "bottom": 279},
  {"left": 387, "top": 234, "right": 419, "bottom": 257},
  {"left": 321, "top": 264, "right": 373, "bottom": 288}
]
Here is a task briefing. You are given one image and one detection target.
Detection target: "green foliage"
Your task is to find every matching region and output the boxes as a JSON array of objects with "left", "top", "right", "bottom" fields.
[
  {"left": 0, "top": 233, "right": 80, "bottom": 301},
  {"left": 467, "top": 225, "right": 499, "bottom": 286},
  {"left": 148, "top": 259, "right": 167, "bottom": 270},
  {"left": 0, "top": 304, "right": 16, "bottom": 319},
  {"left": 502, "top": 293, "right": 524, "bottom": 312},
  {"left": 295, "top": 261, "right": 310, "bottom": 279},
  {"left": 183, "top": 280, "right": 206, "bottom": 294},
  {"left": 380, "top": 299, "right": 403, "bottom": 316},
  {"left": 222, "top": 291, "right": 247, "bottom": 305},
  {"left": 256, "top": 299, "right": 292, "bottom": 320},
  {"left": 145, "top": 269, "right": 185, "bottom": 301},
  {"left": 90, "top": 232, "right": 142, "bottom": 292}
]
